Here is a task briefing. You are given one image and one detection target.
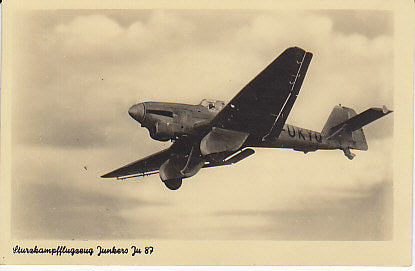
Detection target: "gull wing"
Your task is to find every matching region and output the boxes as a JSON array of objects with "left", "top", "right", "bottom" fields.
[{"left": 212, "top": 47, "right": 313, "bottom": 140}]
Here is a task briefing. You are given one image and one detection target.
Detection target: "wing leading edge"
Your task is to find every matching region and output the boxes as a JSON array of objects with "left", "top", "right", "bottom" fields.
[
  {"left": 211, "top": 47, "right": 313, "bottom": 140},
  {"left": 101, "top": 148, "right": 172, "bottom": 178}
]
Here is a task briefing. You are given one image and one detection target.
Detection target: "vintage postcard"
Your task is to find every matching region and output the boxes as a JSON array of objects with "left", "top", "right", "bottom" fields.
[{"left": 0, "top": 0, "right": 413, "bottom": 267}]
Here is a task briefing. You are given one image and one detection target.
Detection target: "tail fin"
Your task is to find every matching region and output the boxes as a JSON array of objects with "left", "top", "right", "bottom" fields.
[{"left": 321, "top": 105, "right": 392, "bottom": 159}]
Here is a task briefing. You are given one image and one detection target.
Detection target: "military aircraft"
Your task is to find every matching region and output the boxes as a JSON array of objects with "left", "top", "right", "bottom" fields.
[{"left": 102, "top": 47, "right": 392, "bottom": 190}]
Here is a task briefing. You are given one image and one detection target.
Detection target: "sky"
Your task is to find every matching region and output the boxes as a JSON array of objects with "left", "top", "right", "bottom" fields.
[{"left": 11, "top": 9, "right": 393, "bottom": 240}]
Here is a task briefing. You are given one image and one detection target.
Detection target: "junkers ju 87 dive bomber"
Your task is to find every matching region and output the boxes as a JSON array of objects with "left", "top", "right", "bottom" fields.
[{"left": 102, "top": 47, "right": 392, "bottom": 190}]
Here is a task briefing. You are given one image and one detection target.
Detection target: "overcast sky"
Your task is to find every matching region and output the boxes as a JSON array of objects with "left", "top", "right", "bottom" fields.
[{"left": 11, "top": 9, "right": 393, "bottom": 240}]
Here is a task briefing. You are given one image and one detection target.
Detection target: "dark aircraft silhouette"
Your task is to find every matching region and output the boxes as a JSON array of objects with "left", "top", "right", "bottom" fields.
[{"left": 102, "top": 47, "right": 392, "bottom": 190}]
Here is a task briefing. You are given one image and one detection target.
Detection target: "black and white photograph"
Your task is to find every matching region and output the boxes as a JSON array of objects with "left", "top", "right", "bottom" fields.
[{"left": 0, "top": 0, "right": 413, "bottom": 267}]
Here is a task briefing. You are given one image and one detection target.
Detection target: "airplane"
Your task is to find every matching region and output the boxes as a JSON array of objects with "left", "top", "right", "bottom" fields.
[{"left": 102, "top": 47, "right": 392, "bottom": 190}]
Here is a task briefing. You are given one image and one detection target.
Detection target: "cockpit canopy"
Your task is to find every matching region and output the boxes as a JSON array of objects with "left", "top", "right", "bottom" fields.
[{"left": 199, "top": 99, "right": 225, "bottom": 111}]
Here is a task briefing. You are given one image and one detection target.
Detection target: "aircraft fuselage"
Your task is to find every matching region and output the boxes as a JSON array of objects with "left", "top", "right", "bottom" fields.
[
  {"left": 128, "top": 100, "right": 338, "bottom": 154},
  {"left": 102, "top": 47, "right": 391, "bottom": 190}
]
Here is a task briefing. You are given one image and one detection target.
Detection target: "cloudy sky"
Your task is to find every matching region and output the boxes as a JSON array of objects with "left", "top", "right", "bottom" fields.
[{"left": 11, "top": 10, "right": 393, "bottom": 240}]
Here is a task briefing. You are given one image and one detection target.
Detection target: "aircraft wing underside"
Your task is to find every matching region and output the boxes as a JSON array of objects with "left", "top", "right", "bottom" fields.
[
  {"left": 101, "top": 144, "right": 243, "bottom": 179},
  {"left": 212, "top": 47, "right": 313, "bottom": 140},
  {"left": 101, "top": 148, "right": 172, "bottom": 178}
]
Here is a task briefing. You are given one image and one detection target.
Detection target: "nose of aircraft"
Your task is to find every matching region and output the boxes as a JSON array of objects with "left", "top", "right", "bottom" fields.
[{"left": 128, "top": 103, "right": 145, "bottom": 122}]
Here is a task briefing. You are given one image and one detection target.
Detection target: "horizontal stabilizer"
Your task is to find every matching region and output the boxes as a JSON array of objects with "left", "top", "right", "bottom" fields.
[{"left": 327, "top": 106, "right": 392, "bottom": 139}]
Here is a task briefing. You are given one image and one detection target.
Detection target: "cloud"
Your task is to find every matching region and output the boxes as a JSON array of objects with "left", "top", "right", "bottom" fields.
[
  {"left": 55, "top": 15, "right": 124, "bottom": 47},
  {"left": 320, "top": 10, "right": 393, "bottom": 38},
  {"left": 11, "top": 141, "right": 393, "bottom": 240},
  {"left": 11, "top": 10, "right": 394, "bottom": 240},
  {"left": 14, "top": 10, "right": 394, "bottom": 145},
  {"left": 12, "top": 180, "right": 165, "bottom": 239},
  {"left": 215, "top": 180, "right": 392, "bottom": 240},
  {"left": 52, "top": 11, "right": 196, "bottom": 60}
]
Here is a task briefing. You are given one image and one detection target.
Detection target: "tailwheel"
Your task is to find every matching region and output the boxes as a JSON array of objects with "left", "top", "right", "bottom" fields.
[
  {"left": 342, "top": 147, "right": 356, "bottom": 160},
  {"left": 163, "top": 178, "right": 182, "bottom": 190}
]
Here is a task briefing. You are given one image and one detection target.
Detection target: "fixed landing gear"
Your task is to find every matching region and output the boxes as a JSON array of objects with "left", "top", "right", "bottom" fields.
[{"left": 163, "top": 178, "right": 183, "bottom": 190}]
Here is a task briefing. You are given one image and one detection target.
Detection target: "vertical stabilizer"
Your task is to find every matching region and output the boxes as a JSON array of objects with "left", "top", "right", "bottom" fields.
[
  {"left": 321, "top": 105, "right": 356, "bottom": 137},
  {"left": 321, "top": 105, "right": 392, "bottom": 159},
  {"left": 321, "top": 105, "right": 369, "bottom": 159}
]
